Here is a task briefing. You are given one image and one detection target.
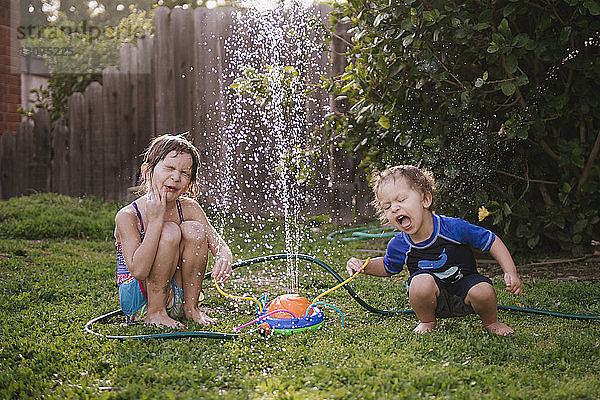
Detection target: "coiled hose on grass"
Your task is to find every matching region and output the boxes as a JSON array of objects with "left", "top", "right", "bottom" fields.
[{"left": 84, "top": 253, "right": 599, "bottom": 340}]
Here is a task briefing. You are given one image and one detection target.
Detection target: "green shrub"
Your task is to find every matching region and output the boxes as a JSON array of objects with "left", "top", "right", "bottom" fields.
[
  {"left": 326, "top": 0, "right": 600, "bottom": 254},
  {"left": 0, "top": 193, "right": 120, "bottom": 240}
]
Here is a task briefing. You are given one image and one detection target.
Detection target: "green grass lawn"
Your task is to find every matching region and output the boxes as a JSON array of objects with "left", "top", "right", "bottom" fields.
[{"left": 1, "top": 194, "right": 599, "bottom": 399}]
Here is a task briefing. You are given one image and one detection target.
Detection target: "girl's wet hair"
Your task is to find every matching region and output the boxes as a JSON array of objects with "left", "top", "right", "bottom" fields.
[
  {"left": 139, "top": 133, "right": 201, "bottom": 197},
  {"left": 370, "top": 165, "right": 437, "bottom": 222}
]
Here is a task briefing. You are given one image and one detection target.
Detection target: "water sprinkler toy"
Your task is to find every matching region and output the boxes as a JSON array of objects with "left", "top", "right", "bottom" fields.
[
  {"left": 240, "top": 294, "right": 325, "bottom": 335},
  {"left": 213, "top": 258, "right": 369, "bottom": 335},
  {"left": 85, "top": 253, "right": 599, "bottom": 340}
]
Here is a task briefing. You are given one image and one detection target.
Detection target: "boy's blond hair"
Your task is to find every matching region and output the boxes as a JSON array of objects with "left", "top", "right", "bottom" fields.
[{"left": 371, "top": 165, "right": 437, "bottom": 222}]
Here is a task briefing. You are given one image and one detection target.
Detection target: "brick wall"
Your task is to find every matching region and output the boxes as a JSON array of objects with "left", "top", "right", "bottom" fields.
[{"left": 0, "top": 0, "right": 21, "bottom": 134}]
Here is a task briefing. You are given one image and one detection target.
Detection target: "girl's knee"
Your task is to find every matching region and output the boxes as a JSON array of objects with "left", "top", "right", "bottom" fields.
[
  {"left": 180, "top": 221, "right": 208, "bottom": 246},
  {"left": 159, "top": 222, "right": 182, "bottom": 246}
]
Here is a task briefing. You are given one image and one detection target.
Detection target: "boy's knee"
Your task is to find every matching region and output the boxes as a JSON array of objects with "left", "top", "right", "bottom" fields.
[
  {"left": 409, "top": 274, "right": 439, "bottom": 298},
  {"left": 465, "top": 282, "right": 495, "bottom": 305},
  {"left": 180, "top": 221, "right": 208, "bottom": 245},
  {"left": 160, "top": 222, "right": 182, "bottom": 246}
]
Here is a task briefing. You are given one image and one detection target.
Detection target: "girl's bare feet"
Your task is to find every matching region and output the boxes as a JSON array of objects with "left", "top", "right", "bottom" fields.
[
  {"left": 414, "top": 321, "right": 436, "bottom": 334},
  {"left": 484, "top": 321, "right": 514, "bottom": 336},
  {"left": 185, "top": 308, "right": 218, "bottom": 326},
  {"left": 145, "top": 312, "right": 183, "bottom": 329}
]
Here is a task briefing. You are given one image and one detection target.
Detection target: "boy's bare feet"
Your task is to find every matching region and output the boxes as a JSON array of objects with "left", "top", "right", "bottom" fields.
[
  {"left": 185, "top": 308, "right": 218, "bottom": 326},
  {"left": 484, "top": 321, "right": 514, "bottom": 336},
  {"left": 414, "top": 321, "right": 436, "bottom": 334},
  {"left": 145, "top": 312, "right": 183, "bottom": 329}
]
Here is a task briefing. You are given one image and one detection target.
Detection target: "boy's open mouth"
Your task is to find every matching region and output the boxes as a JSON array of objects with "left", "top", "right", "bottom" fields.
[
  {"left": 165, "top": 185, "right": 178, "bottom": 192},
  {"left": 397, "top": 215, "right": 412, "bottom": 230}
]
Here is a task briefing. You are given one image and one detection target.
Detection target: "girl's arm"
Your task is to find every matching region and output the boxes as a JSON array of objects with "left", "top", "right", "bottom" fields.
[
  {"left": 116, "top": 186, "right": 167, "bottom": 281},
  {"left": 346, "top": 257, "right": 392, "bottom": 277},
  {"left": 191, "top": 203, "right": 233, "bottom": 284},
  {"left": 489, "top": 236, "right": 523, "bottom": 295}
]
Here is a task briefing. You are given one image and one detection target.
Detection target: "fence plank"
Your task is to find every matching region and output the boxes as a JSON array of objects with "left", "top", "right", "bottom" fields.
[
  {"left": 0, "top": 134, "right": 3, "bottom": 199},
  {"left": 328, "top": 21, "right": 355, "bottom": 223},
  {"left": 67, "top": 92, "right": 85, "bottom": 196},
  {"left": 154, "top": 6, "right": 175, "bottom": 135},
  {"left": 214, "top": 8, "right": 234, "bottom": 209},
  {"left": 0, "top": 132, "right": 17, "bottom": 199},
  {"left": 191, "top": 6, "right": 208, "bottom": 152},
  {"left": 20, "top": 121, "right": 34, "bottom": 196},
  {"left": 86, "top": 82, "right": 104, "bottom": 198},
  {"left": 136, "top": 35, "right": 155, "bottom": 181},
  {"left": 173, "top": 7, "right": 194, "bottom": 134},
  {"left": 51, "top": 117, "right": 69, "bottom": 194},
  {"left": 31, "top": 110, "right": 51, "bottom": 193},
  {"left": 303, "top": 4, "right": 334, "bottom": 216},
  {"left": 222, "top": 11, "right": 267, "bottom": 215},
  {"left": 14, "top": 121, "right": 31, "bottom": 197},
  {"left": 192, "top": 7, "right": 218, "bottom": 206},
  {"left": 102, "top": 66, "right": 120, "bottom": 201},
  {"left": 116, "top": 43, "right": 132, "bottom": 196},
  {"left": 119, "top": 44, "right": 135, "bottom": 198}
]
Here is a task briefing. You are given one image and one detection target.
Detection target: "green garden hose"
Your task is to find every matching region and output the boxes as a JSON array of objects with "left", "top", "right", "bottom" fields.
[
  {"left": 326, "top": 226, "right": 397, "bottom": 242},
  {"left": 84, "top": 253, "right": 598, "bottom": 340},
  {"left": 84, "top": 309, "right": 240, "bottom": 340}
]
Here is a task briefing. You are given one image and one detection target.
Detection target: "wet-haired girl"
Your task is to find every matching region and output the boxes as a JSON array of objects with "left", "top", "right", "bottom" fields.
[
  {"left": 346, "top": 165, "right": 522, "bottom": 335},
  {"left": 114, "top": 134, "right": 233, "bottom": 328}
]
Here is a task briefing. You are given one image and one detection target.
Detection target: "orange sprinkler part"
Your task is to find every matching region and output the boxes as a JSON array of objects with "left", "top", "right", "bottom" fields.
[
  {"left": 266, "top": 294, "right": 311, "bottom": 319},
  {"left": 258, "top": 323, "right": 271, "bottom": 335}
]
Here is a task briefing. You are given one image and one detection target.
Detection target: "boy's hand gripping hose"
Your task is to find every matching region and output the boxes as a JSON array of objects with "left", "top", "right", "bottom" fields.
[
  {"left": 310, "top": 258, "right": 370, "bottom": 305},
  {"left": 85, "top": 253, "right": 599, "bottom": 340}
]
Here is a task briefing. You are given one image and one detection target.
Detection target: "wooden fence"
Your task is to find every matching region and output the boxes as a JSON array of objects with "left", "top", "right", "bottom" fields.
[{"left": 0, "top": 5, "right": 372, "bottom": 222}]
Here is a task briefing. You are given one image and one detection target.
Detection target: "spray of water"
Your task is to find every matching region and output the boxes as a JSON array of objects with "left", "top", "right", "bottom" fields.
[{"left": 216, "top": 1, "right": 326, "bottom": 293}]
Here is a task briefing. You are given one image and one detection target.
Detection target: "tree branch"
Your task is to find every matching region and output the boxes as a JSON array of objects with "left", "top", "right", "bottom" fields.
[
  {"left": 552, "top": 6, "right": 566, "bottom": 25},
  {"left": 331, "top": 32, "right": 354, "bottom": 48},
  {"left": 576, "top": 129, "right": 600, "bottom": 200},
  {"left": 515, "top": 163, "right": 531, "bottom": 204},
  {"left": 579, "top": 119, "right": 586, "bottom": 144},
  {"left": 428, "top": 47, "right": 467, "bottom": 91},
  {"left": 527, "top": 2, "right": 546, "bottom": 11},
  {"left": 518, "top": 254, "right": 595, "bottom": 268},
  {"left": 563, "top": 38, "right": 575, "bottom": 94},
  {"left": 497, "top": 169, "right": 557, "bottom": 185},
  {"left": 538, "top": 183, "right": 555, "bottom": 207},
  {"left": 538, "top": 139, "right": 560, "bottom": 160},
  {"left": 500, "top": 54, "right": 526, "bottom": 108}
]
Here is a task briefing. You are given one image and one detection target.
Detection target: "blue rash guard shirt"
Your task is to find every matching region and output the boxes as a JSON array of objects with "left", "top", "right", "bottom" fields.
[{"left": 383, "top": 213, "right": 496, "bottom": 283}]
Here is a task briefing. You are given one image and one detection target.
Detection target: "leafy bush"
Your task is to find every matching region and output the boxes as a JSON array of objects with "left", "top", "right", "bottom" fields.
[
  {"left": 325, "top": 0, "right": 600, "bottom": 254},
  {"left": 0, "top": 193, "right": 120, "bottom": 240}
]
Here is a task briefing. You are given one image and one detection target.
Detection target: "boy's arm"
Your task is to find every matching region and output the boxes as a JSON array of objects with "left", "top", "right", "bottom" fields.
[
  {"left": 489, "top": 236, "right": 523, "bottom": 295},
  {"left": 346, "top": 257, "right": 392, "bottom": 277}
]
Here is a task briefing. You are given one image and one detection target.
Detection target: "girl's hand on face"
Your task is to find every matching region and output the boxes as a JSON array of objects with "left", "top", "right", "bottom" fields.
[{"left": 146, "top": 184, "right": 166, "bottom": 224}]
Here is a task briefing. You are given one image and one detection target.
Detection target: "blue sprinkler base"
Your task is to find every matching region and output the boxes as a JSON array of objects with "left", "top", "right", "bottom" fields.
[{"left": 260, "top": 307, "right": 325, "bottom": 335}]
